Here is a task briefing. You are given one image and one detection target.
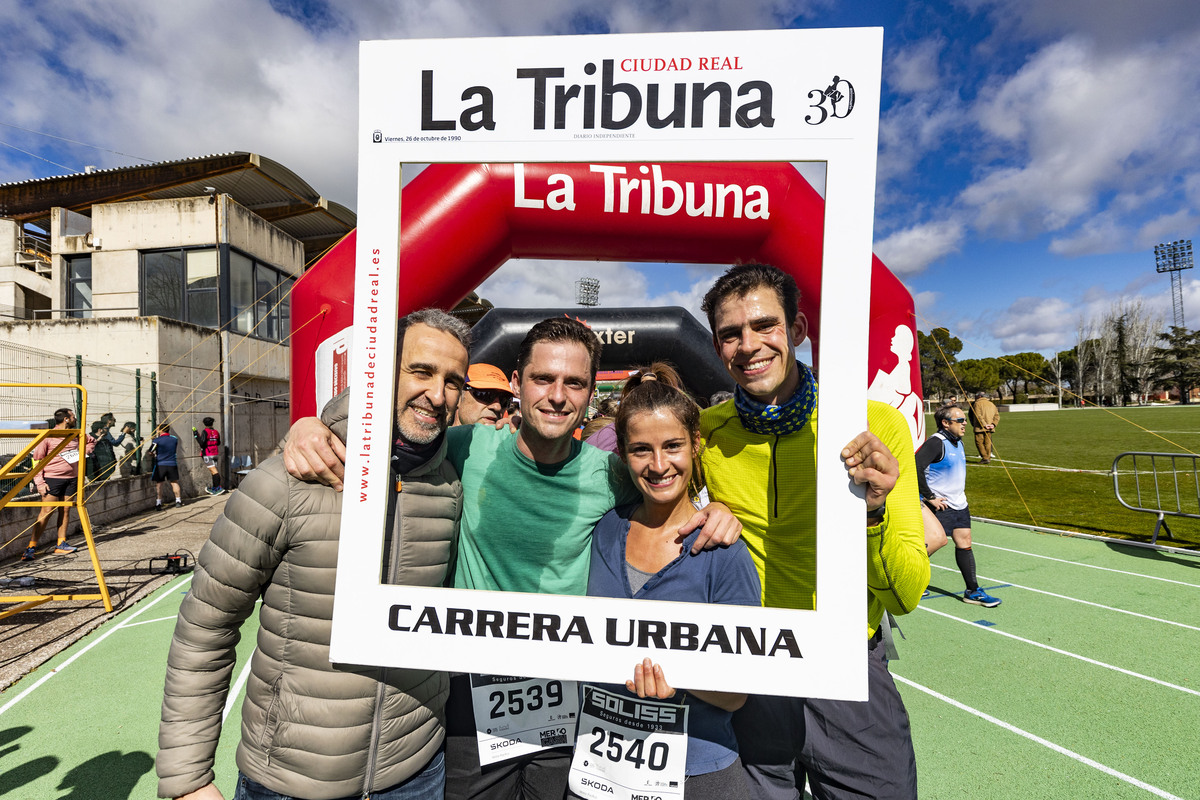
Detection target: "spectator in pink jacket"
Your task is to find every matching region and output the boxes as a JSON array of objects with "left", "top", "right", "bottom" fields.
[{"left": 22, "top": 407, "right": 95, "bottom": 560}]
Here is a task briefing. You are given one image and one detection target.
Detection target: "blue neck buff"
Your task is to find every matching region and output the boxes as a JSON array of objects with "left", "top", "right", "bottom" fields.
[{"left": 733, "top": 361, "right": 817, "bottom": 436}]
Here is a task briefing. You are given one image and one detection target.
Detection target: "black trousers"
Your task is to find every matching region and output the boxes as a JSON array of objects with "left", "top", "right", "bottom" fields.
[
  {"left": 733, "top": 634, "right": 918, "bottom": 800},
  {"left": 444, "top": 674, "right": 572, "bottom": 800}
]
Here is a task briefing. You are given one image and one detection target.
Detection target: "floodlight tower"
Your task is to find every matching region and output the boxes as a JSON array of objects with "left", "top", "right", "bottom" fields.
[
  {"left": 1154, "top": 239, "right": 1193, "bottom": 329},
  {"left": 575, "top": 276, "right": 600, "bottom": 307}
]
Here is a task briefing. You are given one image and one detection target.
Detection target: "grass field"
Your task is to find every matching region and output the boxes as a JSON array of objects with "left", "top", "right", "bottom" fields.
[{"left": 926, "top": 405, "right": 1200, "bottom": 548}]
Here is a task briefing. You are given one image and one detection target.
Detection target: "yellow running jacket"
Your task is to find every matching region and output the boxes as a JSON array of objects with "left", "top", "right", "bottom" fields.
[{"left": 701, "top": 399, "right": 928, "bottom": 638}]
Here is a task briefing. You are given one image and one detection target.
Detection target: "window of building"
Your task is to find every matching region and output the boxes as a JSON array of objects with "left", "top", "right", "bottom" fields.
[
  {"left": 187, "top": 249, "right": 219, "bottom": 329},
  {"left": 142, "top": 250, "right": 186, "bottom": 320},
  {"left": 230, "top": 251, "right": 256, "bottom": 335},
  {"left": 229, "top": 250, "right": 293, "bottom": 342},
  {"left": 143, "top": 246, "right": 291, "bottom": 341},
  {"left": 256, "top": 266, "right": 279, "bottom": 341},
  {"left": 279, "top": 280, "right": 292, "bottom": 341},
  {"left": 66, "top": 255, "right": 92, "bottom": 319}
]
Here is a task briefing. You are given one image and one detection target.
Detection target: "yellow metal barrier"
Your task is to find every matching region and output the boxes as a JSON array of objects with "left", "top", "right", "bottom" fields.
[{"left": 0, "top": 383, "right": 112, "bottom": 617}]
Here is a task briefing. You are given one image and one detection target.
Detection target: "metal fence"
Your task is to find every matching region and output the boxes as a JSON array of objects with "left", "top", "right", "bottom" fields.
[
  {"left": 0, "top": 341, "right": 157, "bottom": 496},
  {"left": 1111, "top": 451, "right": 1200, "bottom": 545}
]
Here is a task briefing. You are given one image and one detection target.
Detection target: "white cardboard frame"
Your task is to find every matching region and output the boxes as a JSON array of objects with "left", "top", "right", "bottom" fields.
[{"left": 332, "top": 28, "right": 882, "bottom": 700}]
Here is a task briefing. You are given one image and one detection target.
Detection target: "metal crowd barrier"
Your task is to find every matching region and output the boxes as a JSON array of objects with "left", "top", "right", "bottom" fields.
[{"left": 1111, "top": 451, "right": 1200, "bottom": 545}]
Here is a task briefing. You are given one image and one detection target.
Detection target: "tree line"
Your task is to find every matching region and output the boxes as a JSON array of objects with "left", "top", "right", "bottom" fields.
[{"left": 918, "top": 301, "right": 1200, "bottom": 406}]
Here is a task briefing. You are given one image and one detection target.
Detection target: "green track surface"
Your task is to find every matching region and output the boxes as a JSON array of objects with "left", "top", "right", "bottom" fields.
[
  {"left": 0, "top": 578, "right": 253, "bottom": 799},
  {"left": 2, "top": 522, "right": 1199, "bottom": 799},
  {"left": 897, "top": 523, "right": 1200, "bottom": 800}
]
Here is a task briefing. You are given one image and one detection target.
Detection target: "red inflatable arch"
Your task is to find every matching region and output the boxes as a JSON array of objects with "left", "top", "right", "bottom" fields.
[{"left": 289, "top": 162, "right": 924, "bottom": 443}]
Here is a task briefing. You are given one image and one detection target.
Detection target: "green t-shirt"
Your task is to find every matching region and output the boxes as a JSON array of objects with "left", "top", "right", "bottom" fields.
[{"left": 446, "top": 425, "right": 638, "bottom": 595}]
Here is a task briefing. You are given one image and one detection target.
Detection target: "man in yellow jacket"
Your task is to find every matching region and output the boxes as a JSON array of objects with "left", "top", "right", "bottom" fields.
[{"left": 699, "top": 264, "right": 927, "bottom": 800}]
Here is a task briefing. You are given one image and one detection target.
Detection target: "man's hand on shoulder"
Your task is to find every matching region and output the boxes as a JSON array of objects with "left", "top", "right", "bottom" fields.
[
  {"left": 282, "top": 417, "right": 346, "bottom": 491},
  {"left": 682, "top": 502, "right": 742, "bottom": 554},
  {"left": 492, "top": 412, "right": 521, "bottom": 433},
  {"left": 841, "top": 430, "right": 898, "bottom": 516},
  {"left": 175, "top": 783, "right": 225, "bottom": 800}
]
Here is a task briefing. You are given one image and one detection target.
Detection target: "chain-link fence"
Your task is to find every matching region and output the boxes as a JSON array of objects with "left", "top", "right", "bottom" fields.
[{"left": 0, "top": 341, "right": 158, "bottom": 497}]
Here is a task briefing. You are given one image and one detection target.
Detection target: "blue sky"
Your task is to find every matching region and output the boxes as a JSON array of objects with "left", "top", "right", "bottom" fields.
[{"left": 1, "top": 0, "right": 1197, "bottom": 360}]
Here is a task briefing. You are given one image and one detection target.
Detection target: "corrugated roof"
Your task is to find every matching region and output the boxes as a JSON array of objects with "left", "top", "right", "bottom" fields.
[{"left": 0, "top": 152, "right": 355, "bottom": 264}]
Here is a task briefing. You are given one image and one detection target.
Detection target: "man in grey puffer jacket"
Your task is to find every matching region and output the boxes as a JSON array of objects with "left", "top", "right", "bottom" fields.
[{"left": 157, "top": 309, "right": 471, "bottom": 800}]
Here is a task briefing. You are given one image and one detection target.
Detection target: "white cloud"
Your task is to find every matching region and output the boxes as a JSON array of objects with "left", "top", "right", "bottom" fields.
[
  {"left": 887, "top": 37, "right": 944, "bottom": 95},
  {"left": 3, "top": 0, "right": 1195, "bottom": 363},
  {"left": 361, "top": 0, "right": 819, "bottom": 39},
  {"left": 473, "top": 259, "right": 737, "bottom": 339},
  {"left": 970, "top": 275, "right": 1195, "bottom": 356},
  {"left": 0, "top": 2, "right": 361, "bottom": 200},
  {"left": 910, "top": 289, "right": 941, "bottom": 327},
  {"left": 476, "top": 259, "right": 649, "bottom": 309},
  {"left": 962, "top": 32, "right": 1200, "bottom": 240},
  {"left": 1047, "top": 211, "right": 1131, "bottom": 257},
  {"left": 968, "top": 0, "right": 1200, "bottom": 48},
  {"left": 1136, "top": 210, "right": 1200, "bottom": 251},
  {"left": 989, "top": 296, "right": 1076, "bottom": 351},
  {"left": 874, "top": 219, "right": 965, "bottom": 276},
  {"left": 876, "top": 74, "right": 967, "bottom": 196},
  {"left": 476, "top": 258, "right": 720, "bottom": 315},
  {"left": 1185, "top": 172, "right": 1200, "bottom": 205},
  {"left": 1183, "top": 276, "right": 1200, "bottom": 328},
  {"left": 791, "top": 162, "right": 827, "bottom": 198},
  {"left": 0, "top": 0, "right": 819, "bottom": 206}
]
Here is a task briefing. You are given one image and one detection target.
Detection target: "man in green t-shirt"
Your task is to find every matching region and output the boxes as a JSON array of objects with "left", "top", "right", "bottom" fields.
[{"left": 284, "top": 315, "right": 741, "bottom": 800}]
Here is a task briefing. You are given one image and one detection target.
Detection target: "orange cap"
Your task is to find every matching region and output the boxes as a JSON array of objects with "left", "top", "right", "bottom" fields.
[{"left": 466, "top": 363, "right": 512, "bottom": 393}]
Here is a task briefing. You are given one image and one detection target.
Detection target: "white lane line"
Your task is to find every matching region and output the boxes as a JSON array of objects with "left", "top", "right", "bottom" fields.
[
  {"left": 972, "top": 543, "right": 1200, "bottom": 588},
  {"left": 98, "top": 593, "right": 256, "bottom": 723},
  {"left": 0, "top": 574, "right": 194, "bottom": 717},
  {"left": 918, "top": 605, "right": 1200, "bottom": 697},
  {"left": 121, "top": 614, "right": 180, "bottom": 628},
  {"left": 987, "top": 455, "right": 1198, "bottom": 473},
  {"left": 892, "top": 674, "right": 1186, "bottom": 800},
  {"left": 972, "top": 455, "right": 1199, "bottom": 476},
  {"left": 929, "top": 564, "right": 1200, "bottom": 632},
  {"left": 975, "top": 461, "right": 1111, "bottom": 475},
  {"left": 224, "top": 659, "right": 254, "bottom": 722}
]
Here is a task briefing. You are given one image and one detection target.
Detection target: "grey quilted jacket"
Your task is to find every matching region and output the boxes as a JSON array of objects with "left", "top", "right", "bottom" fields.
[{"left": 156, "top": 392, "right": 462, "bottom": 799}]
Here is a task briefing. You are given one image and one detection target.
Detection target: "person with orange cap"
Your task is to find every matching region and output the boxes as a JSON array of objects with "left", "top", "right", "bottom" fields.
[{"left": 454, "top": 363, "right": 514, "bottom": 426}]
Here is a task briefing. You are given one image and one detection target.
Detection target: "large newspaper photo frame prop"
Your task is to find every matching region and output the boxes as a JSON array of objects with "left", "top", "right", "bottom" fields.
[{"left": 332, "top": 28, "right": 882, "bottom": 700}]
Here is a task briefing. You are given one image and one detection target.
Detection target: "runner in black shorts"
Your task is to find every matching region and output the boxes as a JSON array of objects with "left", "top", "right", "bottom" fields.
[
  {"left": 149, "top": 423, "right": 183, "bottom": 509},
  {"left": 154, "top": 463, "right": 181, "bottom": 483},
  {"left": 23, "top": 407, "right": 88, "bottom": 560},
  {"left": 933, "top": 504, "right": 971, "bottom": 534},
  {"left": 916, "top": 405, "right": 1002, "bottom": 608},
  {"left": 43, "top": 476, "right": 74, "bottom": 499}
]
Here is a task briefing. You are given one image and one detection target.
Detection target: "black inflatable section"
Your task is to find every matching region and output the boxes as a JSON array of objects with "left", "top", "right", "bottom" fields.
[{"left": 469, "top": 307, "right": 735, "bottom": 401}]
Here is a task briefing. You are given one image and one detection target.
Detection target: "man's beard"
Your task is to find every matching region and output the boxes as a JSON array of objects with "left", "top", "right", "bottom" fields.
[{"left": 397, "top": 402, "right": 445, "bottom": 445}]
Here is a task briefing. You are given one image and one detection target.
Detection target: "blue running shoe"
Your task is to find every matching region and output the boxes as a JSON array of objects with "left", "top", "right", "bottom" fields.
[
  {"left": 963, "top": 587, "right": 1001, "bottom": 608},
  {"left": 20, "top": 546, "right": 36, "bottom": 561}
]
